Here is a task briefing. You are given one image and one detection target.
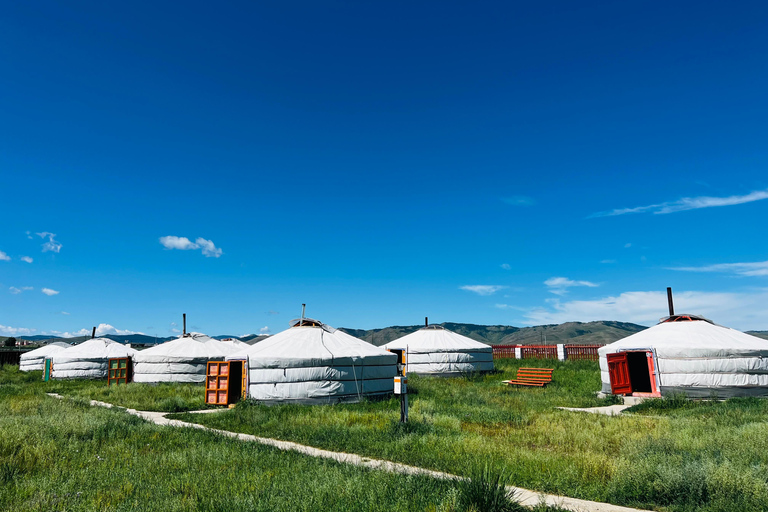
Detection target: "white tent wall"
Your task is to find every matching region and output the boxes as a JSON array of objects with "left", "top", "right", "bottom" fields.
[
  {"left": 51, "top": 338, "right": 136, "bottom": 379},
  {"left": 383, "top": 326, "right": 494, "bottom": 376},
  {"left": 598, "top": 320, "right": 768, "bottom": 398},
  {"left": 19, "top": 342, "right": 70, "bottom": 372},
  {"left": 227, "top": 321, "right": 398, "bottom": 404}
]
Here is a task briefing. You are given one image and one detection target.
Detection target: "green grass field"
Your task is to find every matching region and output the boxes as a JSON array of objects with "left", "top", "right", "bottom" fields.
[
  {"left": 0, "top": 366, "right": 565, "bottom": 512},
  {"left": 6, "top": 360, "right": 768, "bottom": 511}
]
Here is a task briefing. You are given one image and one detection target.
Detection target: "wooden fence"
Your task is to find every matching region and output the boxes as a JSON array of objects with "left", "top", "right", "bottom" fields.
[
  {"left": 0, "top": 350, "right": 25, "bottom": 366},
  {"left": 491, "top": 344, "right": 602, "bottom": 361}
]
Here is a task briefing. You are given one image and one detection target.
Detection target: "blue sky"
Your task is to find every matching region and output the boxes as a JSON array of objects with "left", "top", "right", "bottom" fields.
[{"left": 2, "top": 1, "right": 768, "bottom": 337}]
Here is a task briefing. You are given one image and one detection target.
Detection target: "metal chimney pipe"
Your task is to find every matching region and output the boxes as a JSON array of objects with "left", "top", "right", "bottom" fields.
[
  {"left": 91, "top": 326, "right": 96, "bottom": 339},
  {"left": 667, "top": 287, "right": 675, "bottom": 317},
  {"left": 301, "top": 304, "right": 306, "bottom": 325},
  {"left": 425, "top": 317, "right": 428, "bottom": 327},
  {"left": 183, "top": 313, "right": 186, "bottom": 335}
]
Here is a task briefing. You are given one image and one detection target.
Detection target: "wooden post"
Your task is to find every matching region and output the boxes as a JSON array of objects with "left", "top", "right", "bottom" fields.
[{"left": 667, "top": 287, "right": 674, "bottom": 316}]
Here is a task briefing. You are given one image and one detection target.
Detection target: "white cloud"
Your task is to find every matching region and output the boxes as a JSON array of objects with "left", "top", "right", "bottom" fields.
[
  {"left": 60, "top": 311, "right": 70, "bottom": 315},
  {"left": 195, "top": 237, "right": 222, "bottom": 258},
  {"left": 9, "top": 286, "right": 33, "bottom": 294},
  {"left": 0, "top": 324, "right": 37, "bottom": 336},
  {"left": 544, "top": 277, "right": 599, "bottom": 295},
  {"left": 669, "top": 261, "right": 768, "bottom": 277},
  {"left": 160, "top": 236, "right": 198, "bottom": 250},
  {"left": 460, "top": 285, "right": 507, "bottom": 296},
  {"left": 0, "top": 251, "right": 10, "bottom": 261},
  {"left": 591, "top": 188, "right": 768, "bottom": 217},
  {"left": 502, "top": 196, "right": 536, "bottom": 206},
  {"left": 37, "top": 232, "right": 62, "bottom": 253},
  {"left": 500, "top": 263, "right": 511, "bottom": 270},
  {"left": 20, "top": 256, "right": 33, "bottom": 263},
  {"left": 41, "top": 288, "right": 59, "bottom": 296},
  {"left": 159, "top": 235, "right": 222, "bottom": 258},
  {"left": 523, "top": 289, "right": 768, "bottom": 331},
  {"left": 259, "top": 326, "right": 270, "bottom": 334},
  {"left": 57, "top": 323, "right": 145, "bottom": 338},
  {"left": 26, "top": 231, "right": 33, "bottom": 240},
  {"left": 600, "top": 259, "right": 616, "bottom": 264}
]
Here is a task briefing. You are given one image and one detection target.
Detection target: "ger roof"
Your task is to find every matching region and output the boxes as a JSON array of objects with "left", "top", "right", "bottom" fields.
[
  {"left": 599, "top": 318, "right": 768, "bottom": 359},
  {"left": 384, "top": 325, "right": 492, "bottom": 353},
  {"left": 227, "top": 320, "right": 396, "bottom": 367},
  {"left": 53, "top": 337, "right": 136, "bottom": 361},
  {"left": 19, "top": 341, "right": 70, "bottom": 360},
  {"left": 134, "top": 332, "right": 240, "bottom": 362}
]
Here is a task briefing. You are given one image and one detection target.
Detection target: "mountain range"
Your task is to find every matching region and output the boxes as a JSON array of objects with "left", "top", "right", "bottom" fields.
[{"left": 5, "top": 322, "right": 768, "bottom": 347}]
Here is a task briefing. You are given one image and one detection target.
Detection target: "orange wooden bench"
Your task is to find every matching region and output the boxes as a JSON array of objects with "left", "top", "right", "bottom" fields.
[{"left": 502, "top": 367, "right": 554, "bottom": 387}]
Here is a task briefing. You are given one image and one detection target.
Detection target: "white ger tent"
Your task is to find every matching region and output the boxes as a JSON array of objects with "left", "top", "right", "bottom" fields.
[
  {"left": 51, "top": 338, "right": 137, "bottom": 379},
  {"left": 133, "top": 333, "right": 247, "bottom": 383},
  {"left": 383, "top": 325, "right": 495, "bottom": 375},
  {"left": 19, "top": 342, "right": 70, "bottom": 372},
  {"left": 599, "top": 315, "right": 768, "bottom": 398},
  {"left": 227, "top": 318, "right": 398, "bottom": 404}
]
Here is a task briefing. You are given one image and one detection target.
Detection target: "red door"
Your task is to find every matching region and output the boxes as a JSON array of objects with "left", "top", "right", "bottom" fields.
[{"left": 607, "top": 352, "right": 632, "bottom": 395}]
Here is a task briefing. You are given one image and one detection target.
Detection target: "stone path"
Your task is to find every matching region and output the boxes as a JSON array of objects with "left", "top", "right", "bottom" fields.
[
  {"left": 46, "top": 393, "right": 651, "bottom": 512},
  {"left": 556, "top": 404, "right": 632, "bottom": 416}
]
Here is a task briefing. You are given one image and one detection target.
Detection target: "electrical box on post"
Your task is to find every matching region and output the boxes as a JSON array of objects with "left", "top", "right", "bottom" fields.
[{"left": 394, "top": 376, "right": 407, "bottom": 395}]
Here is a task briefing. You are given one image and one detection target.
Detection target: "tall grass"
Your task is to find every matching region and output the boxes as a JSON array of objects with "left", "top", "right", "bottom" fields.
[
  {"left": 165, "top": 359, "right": 768, "bottom": 512},
  {"left": 0, "top": 381, "right": 462, "bottom": 511}
]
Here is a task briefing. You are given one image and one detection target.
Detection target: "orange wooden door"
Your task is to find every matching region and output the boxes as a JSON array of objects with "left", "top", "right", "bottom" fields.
[{"left": 607, "top": 352, "right": 632, "bottom": 395}]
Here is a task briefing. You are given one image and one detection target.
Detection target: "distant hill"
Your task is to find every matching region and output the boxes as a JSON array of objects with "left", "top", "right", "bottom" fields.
[
  {"left": 339, "top": 320, "right": 647, "bottom": 346},
  {"left": 748, "top": 331, "right": 768, "bottom": 340}
]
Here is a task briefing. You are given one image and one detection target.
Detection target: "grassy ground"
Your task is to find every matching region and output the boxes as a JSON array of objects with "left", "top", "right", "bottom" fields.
[
  {"left": 3, "top": 365, "right": 209, "bottom": 412},
  {"left": 158, "top": 359, "right": 768, "bottom": 512},
  {"left": 0, "top": 366, "right": 565, "bottom": 512},
  {"left": 7, "top": 360, "right": 768, "bottom": 511}
]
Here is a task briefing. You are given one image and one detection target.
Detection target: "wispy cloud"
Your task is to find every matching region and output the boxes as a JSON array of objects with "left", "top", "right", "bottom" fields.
[
  {"left": 0, "top": 324, "right": 37, "bottom": 336},
  {"left": 669, "top": 261, "right": 768, "bottom": 277},
  {"left": 60, "top": 311, "right": 70, "bottom": 315},
  {"left": 590, "top": 188, "right": 768, "bottom": 218},
  {"left": 600, "top": 259, "right": 616, "bottom": 264},
  {"left": 41, "top": 288, "right": 59, "bottom": 296},
  {"left": 502, "top": 196, "right": 536, "bottom": 206},
  {"left": 0, "top": 251, "right": 10, "bottom": 261},
  {"left": 500, "top": 263, "right": 511, "bottom": 270},
  {"left": 20, "top": 256, "right": 33, "bottom": 263},
  {"left": 266, "top": 310, "right": 280, "bottom": 315},
  {"left": 460, "top": 285, "right": 507, "bottom": 296},
  {"left": 259, "top": 326, "right": 270, "bottom": 334},
  {"left": 544, "top": 277, "right": 598, "bottom": 295},
  {"left": 25, "top": 231, "right": 33, "bottom": 239},
  {"left": 37, "top": 232, "right": 62, "bottom": 253},
  {"left": 9, "top": 286, "right": 33, "bottom": 294},
  {"left": 159, "top": 236, "right": 223, "bottom": 258},
  {"left": 523, "top": 289, "right": 768, "bottom": 331}
]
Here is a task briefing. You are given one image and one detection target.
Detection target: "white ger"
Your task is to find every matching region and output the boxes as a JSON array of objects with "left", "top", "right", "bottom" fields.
[
  {"left": 133, "top": 332, "right": 248, "bottom": 383},
  {"left": 19, "top": 342, "right": 70, "bottom": 372},
  {"left": 51, "top": 338, "right": 137, "bottom": 379},
  {"left": 599, "top": 314, "right": 768, "bottom": 398},
  {"left": 383, "top": 325, "right": 495, "bottom": 376},
  {"left": 227, "top": 318, "right": 397, "bottom": 404}
]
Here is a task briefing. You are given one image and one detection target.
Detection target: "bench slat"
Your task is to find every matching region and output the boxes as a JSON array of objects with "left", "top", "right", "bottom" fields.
[{"left": 503, "top": 367, "right": 554, "bottom": 387}]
